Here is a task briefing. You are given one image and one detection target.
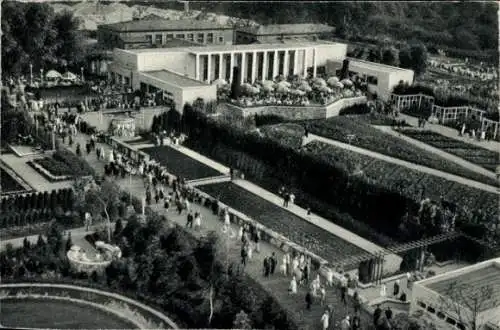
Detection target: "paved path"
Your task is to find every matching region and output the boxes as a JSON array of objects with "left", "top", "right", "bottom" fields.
[
  {"left": 0, "top": 153, "right": 73, "bottom": 192},
  {"left": 399, "top": 113, "right": 500, "bottom": 153},
  {"left": 52, "top": 133, "right": 372, "bottom": 329},
  {"left": 303, "top": 134, "right": 499, "bottom": 194},
  {"left": 374, "top": 126, "right": 497, "bottom": 179}
]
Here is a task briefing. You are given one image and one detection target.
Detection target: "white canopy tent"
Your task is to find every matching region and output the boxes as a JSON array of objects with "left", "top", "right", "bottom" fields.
[
  {"left": 45, "top": 70, "right": 62, "bottom": 80},
  {"left": 62, "top": 71, "right": 78, "bottom": 81}
]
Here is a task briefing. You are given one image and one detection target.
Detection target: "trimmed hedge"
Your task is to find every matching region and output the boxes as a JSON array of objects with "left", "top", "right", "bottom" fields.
[{"left": 52, "top": 150, "right": 94, "bottom": 177}]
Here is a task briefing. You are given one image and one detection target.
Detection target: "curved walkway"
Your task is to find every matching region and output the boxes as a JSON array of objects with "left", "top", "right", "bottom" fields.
[
  {"left": 373, "top": 126, "right": 496, "bottom": 179},
  {"left": 303, "top": 134, "right": 499, "bottom": 194}
]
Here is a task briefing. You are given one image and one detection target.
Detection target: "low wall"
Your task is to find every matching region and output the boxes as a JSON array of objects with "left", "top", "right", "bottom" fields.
[
  {"left": 0, "top": 283, "right": 178, "bottom": 329},
  {"left": 225, "top": 96, "right": 367, "bottom": 120}
]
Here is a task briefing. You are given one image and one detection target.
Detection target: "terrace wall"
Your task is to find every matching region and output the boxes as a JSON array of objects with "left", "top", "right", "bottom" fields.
[
  {"left": 224, "top": 96, "right": 367, "bottom": 120},
  {"left": 0, "top": 283, "right": 178, "bottom": 329}
]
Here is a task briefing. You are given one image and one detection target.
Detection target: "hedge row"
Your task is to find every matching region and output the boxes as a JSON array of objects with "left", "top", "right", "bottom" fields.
[
  {"left": 52, "top": 150, "right": 95, "bottom": 176},
  {"left": 0, "top": 189, "right": 74, "bottom": 215}
]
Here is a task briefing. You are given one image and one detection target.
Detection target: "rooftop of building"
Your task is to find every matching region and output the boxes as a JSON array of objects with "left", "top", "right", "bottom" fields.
[
  {"left": 419, "top": 258, "right": 500, "bottom": 314},
  {"left": 100, "top": 19, "right": 231, "bottom": 32},
  {"left": 126, "top": 40, "right": 338, "bottom": 54},
  {"left": 237, "top": 23, "right": 335, "bottom": 36},
  {"left": 119, "top": 35, "right": 205, "bottom": 48},
  {"left": 346, "top": 58, "right": 414, "bottom": 73},
  {"left": 140, "top": 70, "right": 209, "bottom": 88}
]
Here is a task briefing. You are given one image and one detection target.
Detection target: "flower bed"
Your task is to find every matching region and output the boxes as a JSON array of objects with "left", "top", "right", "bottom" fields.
[
  {"left": 53, "top": 150, "right": 95, "bottom": 176},
  {"left": 139, "top": 146, "right": 222, "bottom": 180},
  {"left": 303, "top": 116, "right": 499, "bottom": 186},
  {"left": 0, "top": 168, "right": 30, "bottom": 195},
  {"left": 197, "top": 181, "right": 367, "bottom": 270},
  {"left": 256, "top": 124, "right": 305, "bottom": 149},
  {"left": 395, "top": 129, "right": 499, "bottom": 172},
  {"left": 302, "top": 141, "right": 499, "bottom": 222}
]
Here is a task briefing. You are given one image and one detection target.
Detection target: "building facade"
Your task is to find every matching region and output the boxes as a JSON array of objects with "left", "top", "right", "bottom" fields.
[
  {"left": 410, "top": 258, "right": 500, "bottom": 330},
  {"left": 235, "top": 24, "right": 335, "bottom": 44},
  {"left": 97, "top": 19, "right": 234, "bottom": 50},
  {"left": 326, "top": 58, "right": 414, "bottom": 100}
]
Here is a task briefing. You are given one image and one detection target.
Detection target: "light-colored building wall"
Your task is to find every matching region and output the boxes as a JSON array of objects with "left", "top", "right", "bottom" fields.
[{"left": 182, "top": 86, "right": 217, "bottom": 110}]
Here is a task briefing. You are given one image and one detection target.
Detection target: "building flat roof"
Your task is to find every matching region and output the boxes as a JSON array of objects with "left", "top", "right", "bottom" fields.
[
  {"left": 141, "top": 70, "right": 209, "bottom": 88},
  {"left": 100, "top": 19, "right": 231, "bottom": 32},
  {"left": 128, "top": 41, "right": 338, "bottom": 54},
  {"left": 424, "top": 262, "right": 500, "bottom": 313},
  {"left": 238, "top": 23, "right": 335, "bottom": 36},
  {"left": 347, "top": 57, "right": 413, "bottom": 73}
]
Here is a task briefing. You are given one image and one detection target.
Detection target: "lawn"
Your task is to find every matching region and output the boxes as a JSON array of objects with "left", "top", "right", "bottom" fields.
[
  {"left": 256, "top": 123, "right": 305, "bottom": 149},
  {"left": 197, "top": 181, "right": 367, "bottom": 269},
  {"left": 0, "top": 168, "right": 28, "bottom": 195},
  {"left": 1, "top": 298, "right": 137, "bottom": 329},
  {"left": 302, "top": 116, "right": 499, "bottom": 187},
  {"left": 141, "top": 146, "right": 222, "bottom": 180},
  {"left": 396, "top": 129, "right": 499, "bottom": 172},
  {"left": 303, "top": 141, "right": 499, "bottom": 222}
]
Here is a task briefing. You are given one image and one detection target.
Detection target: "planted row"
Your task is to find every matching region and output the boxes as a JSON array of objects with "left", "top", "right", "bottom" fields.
[{"left": 0, "top": 189, "right": 74, "bottom": 214}]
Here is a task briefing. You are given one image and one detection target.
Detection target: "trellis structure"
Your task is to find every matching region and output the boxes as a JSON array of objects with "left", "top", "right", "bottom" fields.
[
  {"left": 339, "top": 231, "right": 466, "bottom": 285},
  {"left": 390, "top": 93, "right": 499, "bottom": 139}
]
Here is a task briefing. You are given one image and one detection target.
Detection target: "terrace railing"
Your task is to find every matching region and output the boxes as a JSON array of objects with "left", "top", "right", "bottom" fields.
[{"left": 390, "top": 93, "right": 499, "bottom": 138}]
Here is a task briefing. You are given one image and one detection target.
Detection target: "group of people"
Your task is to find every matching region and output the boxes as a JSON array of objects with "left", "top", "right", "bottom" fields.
[{"left": 458, "top": 122, "right": 493, "bottom": 141}]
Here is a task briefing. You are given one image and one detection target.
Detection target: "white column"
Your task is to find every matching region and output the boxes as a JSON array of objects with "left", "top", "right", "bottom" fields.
[
  {"left": 195, "top": 54, "right": 200, "bottom": 80},
  {"left": 312, "top": 48, "right": 317, "bottom": 78},
  {"left": 229, "top": 52, "right": 234, "bottom": 82},
  {"left": 303, "top": 49, "right": 308, "bottom": 77},
  {"left": 218, "top": 53, "right": 223, "bottom": 80},
  {"left": 293, "top": 50, "right": 299, "bottom": 75},
  {"left": 241, "top": 52, "right": 246, "bottom": 84},
  {"left": 251, "top": 52, "right": 257, "bottom": 83},
  {"left": 272, "top": 50, "right": 278, "bottom": 80},
  {"left": 262, "top": 51, "right": 268, "bottom": 81},
  {"left": 207, "top": 54, "right": 212, "bottom": 83},
  {"left": 283, "top": 50, "right": 290, "bottom": 78}
]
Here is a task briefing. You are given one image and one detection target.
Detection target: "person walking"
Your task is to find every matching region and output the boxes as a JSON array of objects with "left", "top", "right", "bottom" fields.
[
  {"left": 155, "top": 190, "right": 160, "bottom": 204},
  {"left": 340, "top": 315, "right": 350, "bottom": 330},
  {"left": 320, "top": 285, "right": 326, "bottom": 306},
  {"left": 270, "top": 252, "right": 277, "bottom": 275},
  {"left": 380, "top": 283, "right": 387, "bottom": 298},
  {"left": 186, "top": 211, "right": 194, "bottom": 228},
  {"left": 305, "top": 291, "right": 313, "bottom": 310},
  {"left": 385, "top": 307, "right": 393, "bottom": 321},
  {"left": 340, "top": 282, "right": 347, "bottom": 305},
  {"left": 280, "top": 255, "right": 287, "bottom": 275},
  {"left": 351, "top": 311, "right": 361, "bottom": 330},
  {"left": 373, "top": 305, "right": 382, "bottom": 326},
  {"left": 320, "top": 310, "right": 329, "bottom": 330},
  {"left": 194, "top": 212, "right": 201, "bottom": 230},
  {"left": 289, "top": 276, "right": 297, "bottom": 294},
  {"left": 283, "top": 192, "right": 290, "bottom": 208},
  {"left": 263, "top": 256, "right": 270, "bottom": 277},
  {"left": 241, "top": 245, "right": 247, "bottom": 267},
  {"left": 353, "top": 290, "right": 361, "bottom": 314},
  {"left": 76, "top": 143, "right": 81, "bottom": 157}
]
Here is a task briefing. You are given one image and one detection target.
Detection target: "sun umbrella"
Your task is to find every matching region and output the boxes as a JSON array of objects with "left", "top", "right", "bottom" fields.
[
  {"left": 341, "top": 78, "right": 353, "bottom": 86},
  {"left": 275, "top": 85, "right": 289, "bottom": 93},
  {"left": 327, "top": 77, "right": 339, "bottom": 86},
  {"left": 278, "top": 80, "right": 291, "bottom": 88},
  {"left": 262, "top": 80, "right": 274, "bottom": 86},
  {"left": 262, "top": 84, "right": 274, "bottom": 92},
  {"left": 336, "top": 82, "right": 344, "bottom": 89},
  {"left": 62, "top": 71, "right": 78, "bottom": 81},
  {"left": 46, "top": 70, "right": 62, "bottom": 79},
  {"left": 212, "top": 78, "right": 227, "bottom": 86}
]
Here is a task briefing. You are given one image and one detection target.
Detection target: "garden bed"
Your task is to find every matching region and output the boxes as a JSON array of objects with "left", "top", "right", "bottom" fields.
[
  {"left": 140, "top": 146, "right": 222, "bottom": 180},
  {"left": 395, "top": 129, "right": 499, "bottom": 172},
  {"left": 27, "top": 159, "right": 73, "bottom": 182},
  {"left": 197, "top": 181, "right": 367, "bottom": 269},
  {"left": 0, "top": 168, "right": 30, "bottom": 195},
  {"left": 303, "top": 141, "right": 499, "bottom": 222},
  {"left": 302, "top": 116, "right": 499, "bottom": 186}
]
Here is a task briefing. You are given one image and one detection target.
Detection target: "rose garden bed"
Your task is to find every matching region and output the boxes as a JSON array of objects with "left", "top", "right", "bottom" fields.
[
  {"left": 302, "top": 141, "right": 499, "bottom": 222},
  {"left": 395, "top": 129, "right": 499, "bottom": 172},
  {"left": 197, "top": 181, "right": 367, "bottom": 269},
  {"left": 302, "top": 116, "right": 499, "bottom": 187},
  {"left": 140, "top": 146, "right": 222, "bottom": 180}
]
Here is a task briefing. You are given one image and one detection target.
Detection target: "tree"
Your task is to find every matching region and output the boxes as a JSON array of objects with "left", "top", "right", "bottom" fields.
[
  {"left": 233, "top": 310, "right": 252, "bottom": 329},
  {"left": 230, "top": 67, "right": 242, "bottom": 99},
  {"left": 114, "top": 218, "right": 123, "bottom": 239},
  {"left": 398, "top": 47, "right": 413, "bottom": 70},
  {"left": 440, "top": 281, "right": 496, "bottom": 330},
  {"left": 195, "top": 231, "right": 233, "bottom": 326},
  {"left": 85, "top": 179, "right": 121, "bottom": 242},
  {"left": 409, "top": 43, "right": 428, "bottom": 76},
  {"left": 339, "top": 59, "right": 350, "bottom": 80},
  {"left": 381, "top": 46, "right": 399, "bottom": 66}
]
